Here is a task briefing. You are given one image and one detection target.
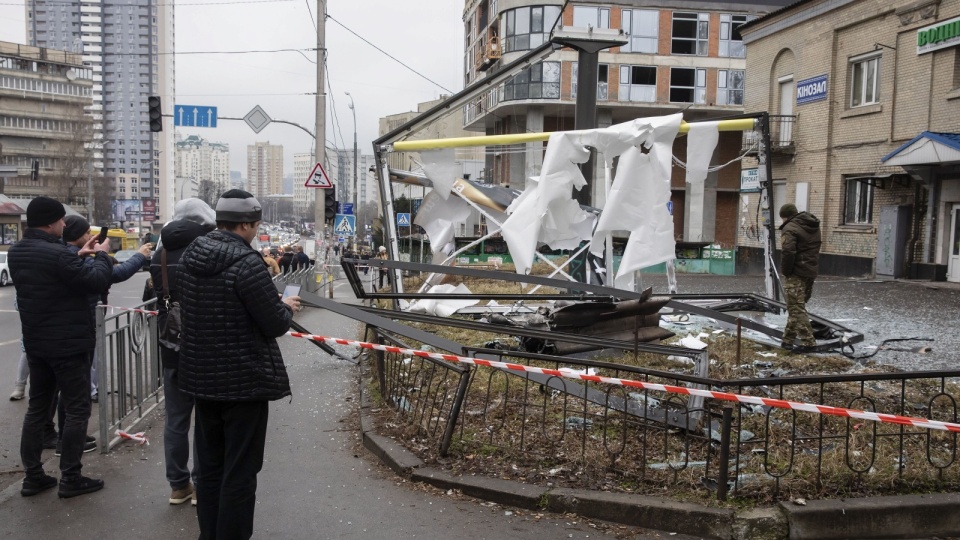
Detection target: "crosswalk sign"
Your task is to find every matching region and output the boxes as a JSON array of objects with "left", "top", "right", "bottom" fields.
[
  {"left": 397, "top": 213, "right": 411, "bottom": 227},
  {"left": 334, "top": 214, "right": 356, "bottom": 235},
  {"left": 304, "top": 162, "right": 333, "bottom": 188}
]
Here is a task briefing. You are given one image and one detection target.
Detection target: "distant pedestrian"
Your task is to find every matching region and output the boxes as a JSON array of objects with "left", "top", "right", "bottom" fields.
[
  {"left": 779, "top": 203, "right": 822, "bottom": 351},
  {"left": 262, "top": 247, "right": 281, "bottom": 276},
  {"left": 295, "top": 245, "right": 310, "bottom": 269},
  {"left": 376, "top": 245, "right": 391, "bottom": 289},
  {"left": 10, "top": 196, "right": 112, "bottom": 498},
  {"left": 279, "top": 246, "right": 295, "bottom": 273},
  {"left": 176, "top": 190, "right": 300, "bottom": 538}
]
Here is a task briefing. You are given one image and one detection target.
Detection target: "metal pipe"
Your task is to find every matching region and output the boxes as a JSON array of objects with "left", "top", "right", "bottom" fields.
[{"left": 717, "top": 406, "right": 733, "bottom": 501}]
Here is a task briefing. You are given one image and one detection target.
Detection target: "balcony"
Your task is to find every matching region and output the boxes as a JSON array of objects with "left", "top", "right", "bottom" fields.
[{"left": 742, "top": 115, "right": 796, "bottom": 155}]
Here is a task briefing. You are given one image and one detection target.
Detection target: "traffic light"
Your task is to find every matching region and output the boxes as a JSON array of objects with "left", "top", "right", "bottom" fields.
[
  {"left": 324, "top": 184, "right": 337, "bottom": 225},
  {"left": 30, "top": 160, "right": 39, "bottom": 181},
  {"left": 148, "top": 96, "right": 162, "bottom": 132}
]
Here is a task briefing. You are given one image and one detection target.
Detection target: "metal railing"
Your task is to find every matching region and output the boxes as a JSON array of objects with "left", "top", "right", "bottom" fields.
[
  {"left": 272, "top": 263, "right": 321, "bottom": 295},
  {"left": 368, "top": 326, "right": 960, "bottom": 501},
  {"left": 743, "top": 115, "right": 796, "bottom": 153},
  {"left": 96, "top": 299, "right": 162, "bottom": 453}
]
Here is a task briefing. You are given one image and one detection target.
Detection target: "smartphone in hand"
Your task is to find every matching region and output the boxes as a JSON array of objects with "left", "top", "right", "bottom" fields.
[
  {"left": 281, "top": 284, "right": 301, "bottom": 299},
  {"left": 97, "top": 227, "right": 110, "bottom": 245}
]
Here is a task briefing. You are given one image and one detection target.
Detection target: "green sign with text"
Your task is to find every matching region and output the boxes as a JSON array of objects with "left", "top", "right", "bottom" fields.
[{"left": 917, "top": 15, "right": 960, "bottom": 55}]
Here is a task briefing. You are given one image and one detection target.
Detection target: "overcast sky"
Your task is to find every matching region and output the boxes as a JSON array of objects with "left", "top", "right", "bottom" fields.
[{"left": 0, "top": 0, "right": 465, "bottom": 177}]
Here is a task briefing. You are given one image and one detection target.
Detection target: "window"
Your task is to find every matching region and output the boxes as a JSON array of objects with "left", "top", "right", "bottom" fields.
[
  {"left": 573, "top": 6, "right": 609, "bottom": 29},
  {"left": 719, "top": 14, "right": 752, "bottom": 58},
  {"left": 672, "top": 12, "right": 709, "bottom": 56},
  {"left": 571, "top": 63, "right": 608, "bottom": 100},
  {"left": 501, "top": 61, "right": 560, "bottom": 101},
  {"left": 850, "top": 53, "right": 880, "bottom": 107},
  {"left": 621, "top": 9, "right": 659, "bottom": 54},
  {"left": 503, "top": 5, "right": 561, "bottom": 52},
  {"left": 619, "top": 65, "right": 657, "bottom": 102},
  {"left": 670, "top": 67, "right": 706, "bottom": 103},
  {"left": 717, "top": 69, "right": 744, "bottom": 105},
  {"left": 844, "top": 178, "right": 874, "bottom": 224}
]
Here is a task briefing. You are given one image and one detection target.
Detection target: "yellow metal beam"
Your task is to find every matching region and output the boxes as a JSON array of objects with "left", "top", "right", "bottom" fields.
[{"left": 391, "top": 118, "right": 757, "bottom": 152}]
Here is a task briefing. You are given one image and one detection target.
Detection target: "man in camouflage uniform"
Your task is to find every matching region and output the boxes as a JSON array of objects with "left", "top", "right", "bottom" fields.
[{"left": 779, "top": 203, "right": 821, "bottom": 351}]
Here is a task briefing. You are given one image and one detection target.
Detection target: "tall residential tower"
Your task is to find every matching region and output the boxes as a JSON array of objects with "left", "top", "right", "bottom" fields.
[{"left": 246, "top": 141, "right": 283, "bottom": 200}]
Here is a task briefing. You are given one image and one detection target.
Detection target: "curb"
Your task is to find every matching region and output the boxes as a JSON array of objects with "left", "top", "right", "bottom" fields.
[{"left": 357, "top": 368, "right": 960, "bottom": 540}]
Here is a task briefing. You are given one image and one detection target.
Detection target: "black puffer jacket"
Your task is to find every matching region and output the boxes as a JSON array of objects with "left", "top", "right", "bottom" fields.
[
  {"left": 176, "top": 229, "right": 293, "bottom": 401},
  {"left": 780, "top": 211, "right": 822, "bottom": 279},
  {"left": 150, "top": 219, "right": 214, "bottom": 369},
  {"left": 9, "top": 228, "right": 112, "bottom": 358}
]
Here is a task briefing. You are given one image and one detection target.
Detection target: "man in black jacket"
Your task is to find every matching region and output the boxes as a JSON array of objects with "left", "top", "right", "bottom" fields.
[
  {"left": 9, "top": 197, "right": 112, "bottom": 498},
  {"left": 177, "top": 190, "right": 301, "bottom": 539},
  {"left": 779, "top": 203, "right": 822, "bottom": 351},
  {"left": 149, "top": 198, "right": 216, "bottom": 506}
]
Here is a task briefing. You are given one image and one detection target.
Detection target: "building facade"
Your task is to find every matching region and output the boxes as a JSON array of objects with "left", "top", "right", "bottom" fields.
[
  {"left": 246, "top": 141, "right": 283, "bottom": 199},
  {"left": 739, "top": 0, "right": 960, "bottom": 281},
  {"left": 462, "top": 0, "right": 791, "bottom": 246},
  {"left": 174, "top": 134, "right": 230, "bottom": 201},
  {"left": 27, "top": 0, "right": 175, "bottom": 227},
  {"left": 292, "top": 151, "right": 314, "bottom": 217},
  {"left": 0, "top": 41, "right": 94, "bottom": 213}
]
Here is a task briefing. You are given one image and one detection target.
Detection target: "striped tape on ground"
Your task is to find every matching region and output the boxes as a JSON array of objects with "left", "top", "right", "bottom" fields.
[{"left": 287, "top": 331, "right": 960, "bottom": 434}]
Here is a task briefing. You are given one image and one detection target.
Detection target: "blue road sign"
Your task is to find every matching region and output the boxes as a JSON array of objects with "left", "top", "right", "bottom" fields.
[
  {"left": 397, "top": 213, "right": 411, "bottom": 227},
  {"left": 174, "top": 104, "right": 218, "bottom": 128},
  {"left": 334, "top": 214, "right": 356, "bottom": 235},
  {"left": 339, "top": 202, "right": 354, "bottom": 215}
]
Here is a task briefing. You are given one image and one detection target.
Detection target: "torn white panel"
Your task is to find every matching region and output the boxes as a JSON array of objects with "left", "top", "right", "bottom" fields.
[
  {"left": 501, "top": 132, "right": 593, "bottom": 274},
  {"left": 678, "top": 334, "right": 709, "bottom": 350},
  {"left": 405, "top": 283, "right": 479, "bottom": 317},
  {"left": 421, "top": 148, "right": 458, "bottom": 200},
  {"left": 591, "top": 114, "right": 682, "bottom": 290},
  {"left": 414, "top": 190, "right": 472, "bottom": 254},
  {"left": 685, "top": 122, "right": 719, "bottom": 185}
]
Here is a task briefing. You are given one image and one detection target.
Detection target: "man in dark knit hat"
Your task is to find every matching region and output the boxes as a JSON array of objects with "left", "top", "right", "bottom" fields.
[
  {"left": 176, "top": 189, "right": 301, "bottom": 538},
  {"left": 8, "top": 197, "right": 112, "bottom": 498},
  {"left": 778, "top": 203, "right": 822, "bottom": 352}
]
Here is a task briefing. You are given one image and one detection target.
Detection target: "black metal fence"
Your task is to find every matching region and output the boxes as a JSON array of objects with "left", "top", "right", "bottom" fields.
[{"left": 367, "top": 326, "right": 960, "bottom": 501}]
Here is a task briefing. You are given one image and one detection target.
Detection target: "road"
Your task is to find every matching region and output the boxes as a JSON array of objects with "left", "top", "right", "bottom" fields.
[{"left": 0, "top": 271, "right": 686, "bottom": 539}]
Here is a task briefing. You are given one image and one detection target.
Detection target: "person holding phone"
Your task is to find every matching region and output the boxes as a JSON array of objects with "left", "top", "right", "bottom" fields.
[{"left": 176, "top": 190, "right": 299, "bottom": 538}]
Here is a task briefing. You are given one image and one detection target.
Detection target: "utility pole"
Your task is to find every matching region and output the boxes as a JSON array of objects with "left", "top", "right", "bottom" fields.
[{"left": 314, "top": 0, "right": 326, "bottom": 235}]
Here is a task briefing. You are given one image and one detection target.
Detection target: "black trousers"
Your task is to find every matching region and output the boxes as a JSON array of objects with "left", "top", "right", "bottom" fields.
[
  {"left": 21, "top": 352, "right": 92, "bottom": 480},
  {"left": 194, "top": 399, "right": 269, "bottom": 540}
]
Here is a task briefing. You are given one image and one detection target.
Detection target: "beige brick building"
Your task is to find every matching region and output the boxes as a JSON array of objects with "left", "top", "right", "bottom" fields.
[{"left": 739, "top": 0, "right": 960, "bottom": 281}]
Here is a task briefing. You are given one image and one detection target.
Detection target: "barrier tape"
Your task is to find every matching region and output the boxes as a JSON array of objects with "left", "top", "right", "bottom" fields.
[
  {"left": 100, "top": 305, "right": 158, "bottom": 316},
  {"left": 116, "top": 429, "right": 149, "bottom": 446},
  {"left": 286, "top": 331, "right": 960, "bottom": 434}
]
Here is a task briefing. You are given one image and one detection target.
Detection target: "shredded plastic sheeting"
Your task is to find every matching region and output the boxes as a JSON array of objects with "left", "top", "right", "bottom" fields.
[
  {"left": 413, "top": 189, "right": 472, "bottom": 255},
  {"left": 420, "top": 148, "right": 458, "bottom": 199},
  {"left": 406, "top": 283, "right": 479, "bottom": 317}
]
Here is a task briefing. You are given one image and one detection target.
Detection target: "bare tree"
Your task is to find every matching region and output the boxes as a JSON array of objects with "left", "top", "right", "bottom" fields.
[
  {"left": 44, "top": 112, "right": 95, "bottom": 211},
  {"left": 197, "top": 179, "right": 219, "bottom": 208}
]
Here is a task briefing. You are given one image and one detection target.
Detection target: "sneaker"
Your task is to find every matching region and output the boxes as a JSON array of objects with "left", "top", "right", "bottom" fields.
[
  {"left": 54, "top": 439, "right": 97, "bottom": 456},
  {"left": 169, "top": 483, "right": 195, "bottom": 505},
  {"left": 21, "top": 474, "right": 57, "bottom": 497},
  {"left": 192, "top": 491, "right": 197, "bottom": 506},
  {"left": 9, "top": 383, "right": 25, "bottom": 401},
  {"left": 90, "top": 392, "right": 98, "bottom": 403},
  {"left": 86, "top": 435, "right": 96, "bottom": 444},
  {"left": 58, "top": 475, "right": 104, "bottom": 499}
]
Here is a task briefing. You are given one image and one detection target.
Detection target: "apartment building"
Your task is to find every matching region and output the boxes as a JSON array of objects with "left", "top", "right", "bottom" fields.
[
  {"left": 0, "top": 41, "right": 94, "bottom": 220},
  {"left": 462, "top": 0, "right": 791, "bottom": 246},
  {"left": 739, "top": 0, "right": 960, "bottom": 281},
  {"left": 174, "top": 134, "right": 230, "bottom": 201},
  {"left": 247, "top": 141, "right": 283, "bottom": 200},
  {"left": 27, "top": 0, "right": 175, "bottom": 227},
  {"left": 292, "top": 151, "right": 314, "bottom": 217}
]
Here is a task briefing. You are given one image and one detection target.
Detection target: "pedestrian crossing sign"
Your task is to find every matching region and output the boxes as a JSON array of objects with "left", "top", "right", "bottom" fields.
[
  {"left": 334, "top": 214, "right": 356, "bottom": 235},
  {"left": 397, "top": 213, "right": 411, "bottom": 227}
]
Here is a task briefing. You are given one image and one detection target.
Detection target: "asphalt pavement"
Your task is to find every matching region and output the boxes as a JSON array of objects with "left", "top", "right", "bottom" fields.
[{"left": 0, "top": 273, "right": 689, "bottom": 539}]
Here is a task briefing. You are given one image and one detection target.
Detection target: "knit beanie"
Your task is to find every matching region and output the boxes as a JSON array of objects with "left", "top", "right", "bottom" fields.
[
  {"left": 215, "top": 189, "right": 262, "bottom": 223},
  {"left": 779, "top": 203, "right": 799, "bottom": 219},
  {"left": 62, "top": 215, "right": 91, "bottom": 242},
  {"left": 172, "top": 197, "right": 217, "bottom": 227},
  {"left": 26, "top": 196, "right": 66, "bottom": 227}
]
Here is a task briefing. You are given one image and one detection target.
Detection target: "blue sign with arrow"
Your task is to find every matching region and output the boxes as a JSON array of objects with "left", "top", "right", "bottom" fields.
[{"left": 174, "top": 104, "right": 218, "bottom": 128}]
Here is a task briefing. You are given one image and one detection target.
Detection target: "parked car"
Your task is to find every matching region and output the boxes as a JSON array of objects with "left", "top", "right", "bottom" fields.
[
  {"left": 113, "top": 249, "right": 150, "bottom": 271},
  {"left": 0, "top": 252, "right": 12, "bottom": 286}
]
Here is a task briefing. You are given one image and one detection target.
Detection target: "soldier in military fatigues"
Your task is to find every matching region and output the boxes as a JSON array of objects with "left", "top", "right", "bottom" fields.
[{"left": 779, "top": 203, "right": 822, "bottom": 350}]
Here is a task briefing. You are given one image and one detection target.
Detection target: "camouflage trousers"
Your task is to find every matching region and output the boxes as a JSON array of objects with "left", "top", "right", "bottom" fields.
[{"left": 783, "top": 275, "right": 816, "bottom": 347}]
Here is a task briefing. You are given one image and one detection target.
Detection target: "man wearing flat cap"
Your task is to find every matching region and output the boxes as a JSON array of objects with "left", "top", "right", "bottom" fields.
[
  {"left": 8, "top": 197, "right": 112, "bottom": 499},
  {"left": 778, "top": 203, "right": 822, "bottom": 352},
  {"left": 176, "top": 189, "right": 302, "bottom": 539}
]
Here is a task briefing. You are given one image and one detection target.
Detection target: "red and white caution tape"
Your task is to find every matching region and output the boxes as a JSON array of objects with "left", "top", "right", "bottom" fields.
[
  {"left": 286, "top": 331, "right": 960, "bottom": 434},
  {"left": 100, "top": 304, "right": 159, "bottom": 316},
  {"left": 116, "top": 429, "right": 149, "bottom": 446}
]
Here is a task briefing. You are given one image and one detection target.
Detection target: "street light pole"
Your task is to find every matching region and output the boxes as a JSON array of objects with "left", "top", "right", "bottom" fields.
[{"left": 345, "top": 92, "right": 358, "bottom": 209}]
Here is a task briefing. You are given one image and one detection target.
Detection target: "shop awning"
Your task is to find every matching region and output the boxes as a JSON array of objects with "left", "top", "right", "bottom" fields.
[
  {"left": 845, "top": 173, "right": 911, "bottom": 189},
  {"left": 882, "top": 131, "right": 960, "bottom": 166},
  {"left": 0, "top": 195, "right": 26, "bottom": 216}
]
